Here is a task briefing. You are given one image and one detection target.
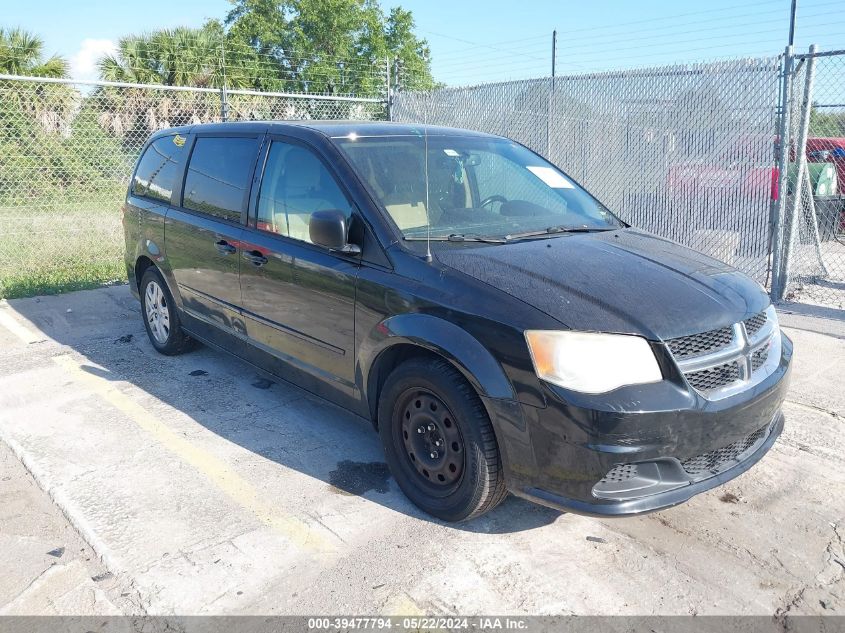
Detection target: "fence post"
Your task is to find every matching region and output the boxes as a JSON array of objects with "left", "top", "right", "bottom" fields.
[
  {"left": 220, "top": 87, "right": 229, "bottom": 122},
  {"left": 780, "top": 44, "right": 818, "bottom": 299},
  {"left": 219, "top": 41, "right": 229, "bottom": 122},
  {"left": 770, "top": 46, "right": 793, "bottom": 301},
  {"left": 385, "top": 58, "right": 392, "bottom": 121}
]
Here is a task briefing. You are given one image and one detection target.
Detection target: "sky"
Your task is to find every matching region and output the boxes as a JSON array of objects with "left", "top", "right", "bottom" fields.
[{"left": 2, "top": 0, "right": 843, "bottom": 86}]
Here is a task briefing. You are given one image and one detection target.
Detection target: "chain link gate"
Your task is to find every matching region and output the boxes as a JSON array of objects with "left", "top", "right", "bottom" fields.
[
  {"left": 0, "top": 74, "right": 386, "bottom": 298},
  {"left": 772, "top": 48, "right": 845, "bottom": 309}
]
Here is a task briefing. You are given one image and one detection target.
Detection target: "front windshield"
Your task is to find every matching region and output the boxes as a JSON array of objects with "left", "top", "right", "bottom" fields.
[{"left": 334, "top": 134, "right": 622, "bottom": 239}]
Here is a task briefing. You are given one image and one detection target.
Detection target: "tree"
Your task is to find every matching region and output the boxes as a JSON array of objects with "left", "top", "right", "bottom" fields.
[
  {"left": 223, "top": 0, "right": 436, "bottom": 94},
  {"left": 96, "top": 25, "right": 239, "bottom": 138},
  {"left": 0, "top": 28, "right": 75, "bottom": 137},
  {"left": 0, "top": 28, "right": 68, "bottom": 78},
  {"left": 99, "top": 25, "right": 230, "bottom": 88},
  {"left": 809, "top": 104, "right": 845, "bottom": 138}
]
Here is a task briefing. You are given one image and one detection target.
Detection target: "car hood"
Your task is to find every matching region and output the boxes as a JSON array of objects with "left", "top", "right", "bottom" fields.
[{"left": 434, "top": 228, "right": 769, "bottom": 340}]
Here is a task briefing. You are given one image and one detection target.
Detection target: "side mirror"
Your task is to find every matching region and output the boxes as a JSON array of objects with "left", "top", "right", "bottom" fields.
[{"left": 309, "top": 209, "right": 360, "bottom": 254}]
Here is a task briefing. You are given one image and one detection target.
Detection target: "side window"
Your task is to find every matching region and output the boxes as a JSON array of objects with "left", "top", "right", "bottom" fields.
[
  {"left": 256, "top": 141, "right": 353, "bottom": 243},
  {"left": 183, "top": 136, "right": 258, "bottom": 222},
  {"left": 131, "top": 134, "right": 185, "bottom": 203}
]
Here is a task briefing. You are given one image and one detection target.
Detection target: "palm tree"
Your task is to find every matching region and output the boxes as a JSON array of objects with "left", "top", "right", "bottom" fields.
[
  {"left": 95, "top": 26, "right": 284, "bottom": 138},
  {"left": 0, "top": 28, "right": 68, "bottom": 77},
  {"left": 0, "top": 29, "right": 75, "bottom": 136},
  {"left": 98, "top": 27, "right": 230, "bottom": 88}
]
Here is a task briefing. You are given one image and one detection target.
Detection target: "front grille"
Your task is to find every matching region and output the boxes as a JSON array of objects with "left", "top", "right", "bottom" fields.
[
  {"left": 599, "top": 463, "right": 639, "bottom": 485},
  {"left": 681, "top": 425, "right": 768, "bottom": 476},
  {"left": 666, "top": 326, "right": 733, "bottom": 360},
  {"left": 751, "top": 346, "right": 769, "bottom": 371},
  {"left": 744, "top": 311, "right": 768, "bottom": 338},
  {"left": 685, "top": 360, "right": 741, "bottom": 392},
  {"left": 665, "top": 306, "right": 777, "bottom": 400}
]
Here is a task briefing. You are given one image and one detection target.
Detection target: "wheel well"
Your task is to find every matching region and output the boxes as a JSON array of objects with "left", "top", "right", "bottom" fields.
[
  {"left": 367, "top": 344, "right": 463, "bottom": 430},
  {"left": 134, "top": 256, "right": 155, "bottom": 292}
]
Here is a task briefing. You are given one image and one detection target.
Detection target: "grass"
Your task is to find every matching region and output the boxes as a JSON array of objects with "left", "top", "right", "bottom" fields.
[
  {"left": 0, "top": 188, "right": 128, "bottom": 299},
  {"left": 0, "top": 261, "right": 126, "bottom": 299}
]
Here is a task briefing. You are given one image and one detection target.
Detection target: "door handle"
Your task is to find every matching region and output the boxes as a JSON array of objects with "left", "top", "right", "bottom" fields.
[
  {"left": 215, "top": 240, "right": 236, "bottom": 255},
  {"left": 244, "top": 250, "right": 268, "bottom": 267}
]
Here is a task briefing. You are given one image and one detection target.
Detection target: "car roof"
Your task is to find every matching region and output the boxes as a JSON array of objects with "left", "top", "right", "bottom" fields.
[{"left": 148, "top": 120, "right": 502, "bottom": 142}]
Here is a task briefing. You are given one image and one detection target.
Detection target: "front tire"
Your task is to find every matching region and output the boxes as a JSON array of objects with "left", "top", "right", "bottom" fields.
[
  {"left": 378, "top": 357, "right": 507, "bottom": 522},
  {"left": 139, "top": 268, "right": 193, "bottom": 355}
]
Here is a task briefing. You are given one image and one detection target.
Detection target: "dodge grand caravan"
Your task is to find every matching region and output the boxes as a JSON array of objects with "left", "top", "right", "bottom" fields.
[{"left": 124, "top": 121, "right": 792, "bottom": 521}]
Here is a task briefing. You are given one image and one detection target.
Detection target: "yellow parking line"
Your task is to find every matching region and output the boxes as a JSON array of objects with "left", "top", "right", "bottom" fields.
[
  {"left": 52, "top": 354, "right": 338, "bottom": 555},
  {"left": 382, "top": 592, "right": 426, "bottom": 616},
  {"left": 0, "top": 306, "right": 44, "bottom": 344}
]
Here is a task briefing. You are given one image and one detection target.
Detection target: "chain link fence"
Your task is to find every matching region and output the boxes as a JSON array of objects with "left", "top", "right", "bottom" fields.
[
  {"left": 393, "top": 58, "right": 782, "bottom": 286},
  {"left": 0, "top": 75, "right": 385, "bottom": 298},
  {"left": 776, "top": 49, "right": 845, "bottom": 309},
  {"left": 1, "top": 49, "right": 843, "bottom": 310}
]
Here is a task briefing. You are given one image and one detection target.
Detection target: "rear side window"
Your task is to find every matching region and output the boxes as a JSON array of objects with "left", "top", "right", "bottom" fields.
[
  {"left": 183, "top": 136, "right": 259, "bottom": 221},
  {"left": 131, "top": 134, "right": 185, "bottom": 203}
]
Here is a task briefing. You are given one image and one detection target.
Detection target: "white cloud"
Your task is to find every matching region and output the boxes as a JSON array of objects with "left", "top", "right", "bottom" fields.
[{"left": 70, "top": 38, "right": 118, "bottom": 81}]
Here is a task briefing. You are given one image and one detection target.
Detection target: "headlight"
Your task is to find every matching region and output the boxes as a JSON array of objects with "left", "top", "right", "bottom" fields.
[{"left": 524, "top": 330, "right": 663, "bottom": 394}]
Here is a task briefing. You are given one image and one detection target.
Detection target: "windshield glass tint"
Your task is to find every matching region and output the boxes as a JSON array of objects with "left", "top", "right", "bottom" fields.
[{"left": 335, "top": 135, "right": 621, "bottom": 238}]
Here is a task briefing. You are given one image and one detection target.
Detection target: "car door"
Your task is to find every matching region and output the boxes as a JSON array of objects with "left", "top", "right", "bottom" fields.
[
  {"left": 165, "top": 133, "right": 262, "bottom": 334},
  {"left": 239, "top": 136, "right": 360, "bottom": 397}
]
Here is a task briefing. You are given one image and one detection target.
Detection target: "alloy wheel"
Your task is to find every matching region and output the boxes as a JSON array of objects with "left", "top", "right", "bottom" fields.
[{"left": 144, "top": 280, "right": 171, "bottom": 344}]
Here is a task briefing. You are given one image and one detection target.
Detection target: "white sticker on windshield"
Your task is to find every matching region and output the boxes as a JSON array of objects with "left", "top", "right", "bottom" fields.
[
  {"left": 443, "top": 149, "right": 459, "bottom": 157},
  {"left": 526, "top": 165, "right": 574, "bottom": 188}
]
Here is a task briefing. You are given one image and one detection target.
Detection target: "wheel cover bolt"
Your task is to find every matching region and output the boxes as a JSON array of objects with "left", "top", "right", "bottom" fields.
[
  {"left": 430, "top": 451, "right": 438, "bottom": 459},
  {"left": 427, "top": 423, "right": 435, "bottom": 431},
  {"left": 417, "top": 426, "right": 425, "bottom": 434},
  {"left": 435, "top": 439, "right": 443, "bottom": 447}
]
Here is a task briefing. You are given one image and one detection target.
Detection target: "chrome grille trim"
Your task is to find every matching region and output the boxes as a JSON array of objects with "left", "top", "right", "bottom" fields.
[
  {"left": 685, "top": 360, "right": 741, "bottom": 392},
  {"left": 666, "top": 326, "right": 733, "bottom": 360},
  {"left": 743, "top": 312, "right": 768, "bottom": 339},
  {"left": 666, "top": 305, "right": 780, "bottom": 401}
]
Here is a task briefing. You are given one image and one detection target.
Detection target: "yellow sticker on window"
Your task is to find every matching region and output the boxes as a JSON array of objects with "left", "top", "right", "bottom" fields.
[{"left": 173, "top": 134, "right": 186, "bottom": 147}]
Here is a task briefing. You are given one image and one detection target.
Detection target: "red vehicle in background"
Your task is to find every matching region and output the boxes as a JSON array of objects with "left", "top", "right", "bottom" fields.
[{"left": 667, "top": 136, "right": 844, "bottom": 242}]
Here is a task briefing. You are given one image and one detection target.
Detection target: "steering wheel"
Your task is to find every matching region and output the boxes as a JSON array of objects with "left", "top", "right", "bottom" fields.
[{"left": 480, "top": 194, "right": 508, "bottom": 209}]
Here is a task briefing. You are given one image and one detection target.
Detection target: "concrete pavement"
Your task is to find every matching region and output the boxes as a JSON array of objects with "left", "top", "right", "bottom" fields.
[{"left": 0, "top": 285, "right": 842, "bottom": 616}]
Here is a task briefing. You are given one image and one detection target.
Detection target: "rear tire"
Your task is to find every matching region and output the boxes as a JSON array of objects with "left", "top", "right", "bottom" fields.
[
  {"left": 378, "top": 357, "right": 507, "bottom": 522},
  {"left": 139, "top": 268, "right": 193, "bottom": 356}
]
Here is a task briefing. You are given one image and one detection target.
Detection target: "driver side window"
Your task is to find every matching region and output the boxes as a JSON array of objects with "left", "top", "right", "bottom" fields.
[{"left": 256, "top": 141, "right": 353, "bottom": 243}]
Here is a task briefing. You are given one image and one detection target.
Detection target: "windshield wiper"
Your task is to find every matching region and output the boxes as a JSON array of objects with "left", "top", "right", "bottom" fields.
[
  {"left": 404, "top": 233, "right": 508, "bottom": 244},
  {"left": 505, "top": 226, "right": 618, "bottom": 240}
]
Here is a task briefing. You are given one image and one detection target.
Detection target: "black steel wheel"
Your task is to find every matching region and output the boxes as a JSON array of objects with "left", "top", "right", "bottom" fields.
[
  {"left": 398, "top": 389, "right": 465, "bottom": 490},
  {"left": 378, "top": 356, "right": 507, "bottom": 522}
]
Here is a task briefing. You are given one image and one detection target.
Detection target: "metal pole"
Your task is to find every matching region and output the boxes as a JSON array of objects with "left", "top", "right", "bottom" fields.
[
  {"left": 788, "top": 0, "right": 798, "bottom": 47},
  {"left": 546, "top": 30, "right": 556, "bottom": 159},
  {"left": 770, "top": 45, "right": 794, "bottom": 301},
  {"left": 781, "top": 44, "right": 818, "bottom": 297},
  {"left": 386, "top": 58, "right": 392, "bottom": 121},
  {"left": 220, "top": 41, "right": 229, "bottom": 122}
]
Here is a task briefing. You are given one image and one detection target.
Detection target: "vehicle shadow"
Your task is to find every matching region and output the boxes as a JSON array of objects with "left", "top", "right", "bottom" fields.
[{"left": 9, "top": 285, "right": 561, "bottom": 534}]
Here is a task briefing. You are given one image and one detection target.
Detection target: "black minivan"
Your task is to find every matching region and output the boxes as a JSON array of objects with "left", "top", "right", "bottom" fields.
[{"left": 124, "top": 121, "right": 792, "bottom": 521}]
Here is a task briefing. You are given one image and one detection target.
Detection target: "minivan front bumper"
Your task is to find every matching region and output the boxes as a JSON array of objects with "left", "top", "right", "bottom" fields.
[{"left": 495, "top": 332, "right": 793, "bottom": 517}]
